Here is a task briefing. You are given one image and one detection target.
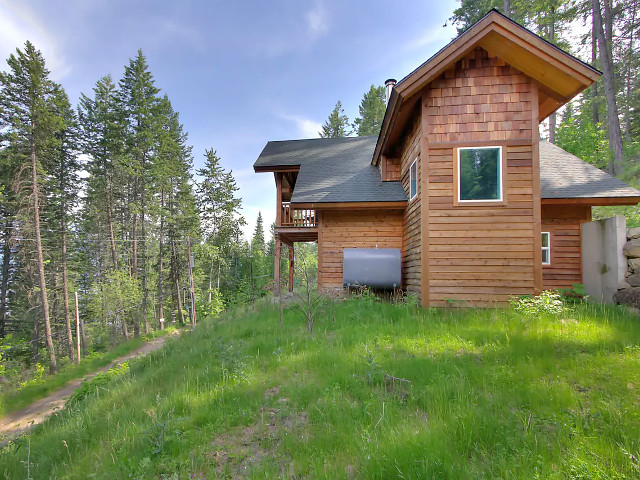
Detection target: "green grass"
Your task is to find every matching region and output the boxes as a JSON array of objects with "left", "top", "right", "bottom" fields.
[
  {"left": 1, "top": 298, "right": 640, "bottom": 479},
  {"left": 0, "top": 327, "right": 175, "bottom": 418}
]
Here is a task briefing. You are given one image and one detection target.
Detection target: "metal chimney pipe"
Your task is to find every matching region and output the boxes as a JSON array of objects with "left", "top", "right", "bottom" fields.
[{"left": 384, "top": 78, "right": 397, "bottom": 105}]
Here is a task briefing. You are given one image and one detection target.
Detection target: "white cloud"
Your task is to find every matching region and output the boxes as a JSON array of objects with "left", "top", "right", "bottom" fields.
[
  {"left": 306, "top": 1, "right": 329, "bottom": 36},
  {"left": 296, "top": 117, "right": 323, "bottom": 138},
  {"left": 0, "top": 3, "right": 71, "bottom": 80}
]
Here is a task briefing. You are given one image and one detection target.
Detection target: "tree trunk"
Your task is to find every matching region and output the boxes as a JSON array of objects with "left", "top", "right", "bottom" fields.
[
  {"left": 60, "top": 210, "right": 75, "bottom": 362},
  {"left": 592, "top": 0, "right": 625, "bottom": 175},
  {"left": 592, "top": 23, "right": 600, "bottom": 126},
  {"left": 157, "top": 189, "right": 165, "bottom": 329},
  {"left": 0, "top": 219, "right": 12, "bottom": 338},
  {"left": 121, "top": 317, "right": 129, "bottom": 340},
  {"left": 59, "top": 149, "right": 74, "bottom": 362},
  {"left": 140, "top": 191, "right": 149, "bottom": 335},
  {"left": 548, "top": 9, "right": 556, "bottom": 144},
  {"left": 33, "top": 303, "right": 39, "bottom": 364},
  {"left": 176, "top": 278, "right": 185, "bottom": 324},
  {"left": 131, "top": 209, "right": 139, "bottom": 338},
  {"left": 102, "top": 146, "right": 118, "bottom": 270},
  {"left": 503, "top": 0, "right": 511, "bottom": 16},
  {"left": 79, "top": 310, "right": 87, "bottom": 356},
  {"left": 106, "top": 188, "right": 118, "bottom": 270},
  {"left": 208, "top": 261, "right": 213, "bottom": 305},
  {"left": 623, "top": 0, "right": 637, "bottom": 142},
  {"left": 31, "top": 140, "right": 56, "bottom": 373}
]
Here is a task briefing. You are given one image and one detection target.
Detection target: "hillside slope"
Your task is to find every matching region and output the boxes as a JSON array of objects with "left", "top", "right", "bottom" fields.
[{"left": 1, "top": 298, "right": 639, "bottom": 478}]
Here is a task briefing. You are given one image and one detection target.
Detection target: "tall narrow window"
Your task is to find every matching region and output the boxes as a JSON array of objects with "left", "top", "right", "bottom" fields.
[
  {"left": 542, "top": 232, "right": 551, "bottom": 265},
  {"left": 458, "top": 146, "right": 502, "bottom": 202},
  {"left": 410, "top": 158, "right": 417, "bottom": 200}
]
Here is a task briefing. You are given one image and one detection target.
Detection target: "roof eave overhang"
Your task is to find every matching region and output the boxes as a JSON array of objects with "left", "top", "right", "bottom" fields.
[
  {"left": 291, "top": 201, "right": 407, "bottom": 210},
  {"left": 373, "top": 9, "right": 601, "bottom": 166},
  {"left": 542, "top": 197, "right": 640, "bottom": 206},
  {"left": 253, "top": 165, "right": 301, "bottom": 173}
]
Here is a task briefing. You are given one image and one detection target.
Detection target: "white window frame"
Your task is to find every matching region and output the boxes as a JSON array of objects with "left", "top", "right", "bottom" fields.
[
  {"left": 457, "top": 146, "right": 503, "bottom": 203},
  {"left": 542, "top": 231, "right": 551, "bottom": 265},
  {"left": 409, "top": 158, "right": 418, "bottom": 200}
]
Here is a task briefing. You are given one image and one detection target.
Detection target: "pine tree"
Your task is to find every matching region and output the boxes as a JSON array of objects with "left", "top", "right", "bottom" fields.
[
  {"left": 353, "top": 85, "right": 386, "bottom": 137},
  {"left": 78, "top": 75, "right": 124, "bottom": 271},
  {"left": 50, "top": 85, "right": 81, "bottom": 362},
  {"left": 153, "top": 94, "right": 199, "bottom": 327},
  {"left": 252, "top": 212, "right": 266, "bottom": 255},
  {"left": 0, "top": 41, "right": 63, "bottom": 373},
  {"left": 319, "top": 101, "right": 350, "bottom": 138},
  {"left": 196, "top": 149, "right": 245, "bottom": 294},
  {"left": 119, "top": 50, "right": 160, "bottom": 336}
]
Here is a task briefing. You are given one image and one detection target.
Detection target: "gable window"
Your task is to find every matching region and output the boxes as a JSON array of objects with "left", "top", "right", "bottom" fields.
[
  {"left": 542, "top": 232, "right": 551, "bottom": 265},
  {"left": 409, "top": 158, "right": 418, "bottom": 200},
  {"left": 457, "top": 146, "right": 502, "bottom": 202}
]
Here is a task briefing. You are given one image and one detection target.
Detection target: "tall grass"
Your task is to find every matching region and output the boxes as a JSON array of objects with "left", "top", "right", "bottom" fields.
[{"left": 1, "top": 299, "right": 639, "bottom": 478}]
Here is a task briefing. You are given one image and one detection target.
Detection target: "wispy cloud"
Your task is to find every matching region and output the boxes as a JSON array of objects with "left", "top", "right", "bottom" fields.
[
  {"left": 274, "top": 110, "right": 322, "bottom": 139},
  {"left": 306, "top": 1, "right": 329, "bottom": 37},
  {"left": 402, "top": 23, "right": 457, "bottom": 52},
  {"left": 0, "top": 3, "right": 71, "bottom": 79},
  {"left": 149, "top": 17, "right": 206, "bottom": 52}
]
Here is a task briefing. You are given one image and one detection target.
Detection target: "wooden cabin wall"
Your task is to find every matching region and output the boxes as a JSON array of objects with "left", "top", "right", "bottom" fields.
[
  {"left": 400, "top": 118, "right": 422, "bottom": 297},
  {"left": 317, "top": 210, "right": 403, "bottom": 289},
  {"left": 382, "top": 157, "right": 401, "bottom": 181},
  {"left": 541, "top": 204, "right": 591, "bottom": 289},
  {"left": 422, "top": 48, "right": 540, "bottom": 306}
]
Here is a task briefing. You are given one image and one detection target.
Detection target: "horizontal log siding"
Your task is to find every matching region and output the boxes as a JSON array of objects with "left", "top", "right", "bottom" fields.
[
  {"left": 541, "top": 204, "right": 591, "bottom": 289},
  {"left": 317, "top": 210, "right": 403, "bottom": 289},
  {"left": 423, "top": 48, "right": 537, "bottom": 306},
  {"left": 400, "top": 118, "right": 422, "bottom": 297}
]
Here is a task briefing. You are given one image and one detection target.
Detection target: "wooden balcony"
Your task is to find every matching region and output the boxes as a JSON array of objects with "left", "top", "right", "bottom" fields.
[
  {"left": 276, "top": 202, "right": 318, "bottom": 245},
  {"left": 280, "top": 202, "right": 317, "bottom": 227}
]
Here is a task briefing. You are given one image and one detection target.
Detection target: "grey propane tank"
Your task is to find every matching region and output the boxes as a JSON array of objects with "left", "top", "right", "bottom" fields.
[{"left": 343, "top": 248, "right": 401, "bottom": 289}]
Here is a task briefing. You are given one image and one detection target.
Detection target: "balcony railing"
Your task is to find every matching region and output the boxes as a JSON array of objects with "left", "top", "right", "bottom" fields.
[{"left": 281, "top": 202, "right": 317, "bottom": 227}]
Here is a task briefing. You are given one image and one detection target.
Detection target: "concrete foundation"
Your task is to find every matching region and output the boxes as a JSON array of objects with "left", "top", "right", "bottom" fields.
[{"left": 581, "top": 215, "right": 627, "bottom": 303}]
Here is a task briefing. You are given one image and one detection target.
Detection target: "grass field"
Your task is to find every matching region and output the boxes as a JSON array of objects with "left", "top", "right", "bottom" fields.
[{"left": 1, "top": 297, "right": 639, "bottom": 479}]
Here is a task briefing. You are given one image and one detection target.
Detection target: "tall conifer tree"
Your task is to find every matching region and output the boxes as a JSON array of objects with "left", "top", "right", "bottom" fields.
[
  {"left": 353, "top": 85, "right": 386, "bottom": 137},
  {"left": 0, "top": 42, "right": 63, "bottom": 372}
]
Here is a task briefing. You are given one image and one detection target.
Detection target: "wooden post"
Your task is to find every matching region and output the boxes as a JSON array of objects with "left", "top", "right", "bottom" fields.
[
  {"left": 186, "top": 236, "right": 197, "bottom": 327},
  {"left": 288, "top": 246, "right": 294, "bottom": 292},
  {"left": 274, "top": 237, "right": 281, "bottom": 296},
  {"left": 74, "top": 292, "right": 81, "bottom": 363},
  {"left": 275, "top": 173, "right": 282, "bottom": 226}
]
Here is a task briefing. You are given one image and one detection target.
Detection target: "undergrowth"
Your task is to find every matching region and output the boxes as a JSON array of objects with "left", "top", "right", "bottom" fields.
[
  {"left": 0, "top": 327, "right": 175, "bottom": 417},
  {"left": 1, "top": 299, "right": 639, "bottom": 479}
]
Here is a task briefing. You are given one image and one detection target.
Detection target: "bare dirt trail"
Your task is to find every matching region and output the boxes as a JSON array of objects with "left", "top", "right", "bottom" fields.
[{"left": 0, "top": 331, "right": 178, "bottom": 443}]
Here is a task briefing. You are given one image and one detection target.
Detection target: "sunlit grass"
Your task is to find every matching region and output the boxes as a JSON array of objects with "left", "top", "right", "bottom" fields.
[{"left": 1, "top": 298, "right": 639, "bottom": 478}]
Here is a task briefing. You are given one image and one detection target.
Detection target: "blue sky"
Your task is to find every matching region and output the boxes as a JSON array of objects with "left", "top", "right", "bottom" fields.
[{"left": 0, "top": 0, "right": 459, "bottom": 240}]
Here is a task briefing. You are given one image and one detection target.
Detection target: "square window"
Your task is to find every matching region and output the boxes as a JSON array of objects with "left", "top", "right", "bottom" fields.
[
  {"left": 542, "top": 232, "right": 550, "bottom": 265},
  {"left": 458, "top": 147, "right": 502, "bottom": 202},
  {"left": 410, "top": 158, "right": 417, "bottom": 200}
]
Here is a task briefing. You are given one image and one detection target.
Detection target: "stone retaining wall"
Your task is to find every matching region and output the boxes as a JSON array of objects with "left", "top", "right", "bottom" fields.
[{"left": 614, "top": 227, "right": 640, "bottom": 310}]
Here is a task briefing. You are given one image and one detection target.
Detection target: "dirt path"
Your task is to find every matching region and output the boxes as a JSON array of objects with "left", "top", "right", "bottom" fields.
[{"left": 0, "top": 332, "right": 178, "bottom": 444}]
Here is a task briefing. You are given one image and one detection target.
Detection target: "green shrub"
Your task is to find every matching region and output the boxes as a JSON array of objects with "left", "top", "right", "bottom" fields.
[{"left": 510, "top": 290, "right": 567, "bottom": 316}]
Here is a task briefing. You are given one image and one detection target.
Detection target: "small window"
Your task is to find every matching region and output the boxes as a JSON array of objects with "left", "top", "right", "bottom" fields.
[
  {"left": 542, "top": 232, "right": 551, "bottom": 265},
  {"left": 458, "top": 146, "right": 502, "bottom": 202},
  {"left": 409, "top": 158, "right": 417, "bottom": 200}
]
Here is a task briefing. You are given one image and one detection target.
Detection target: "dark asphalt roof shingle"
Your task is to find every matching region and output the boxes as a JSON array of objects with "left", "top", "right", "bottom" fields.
[
  {"left": 255, "top": 136, "right": 407, "bottom": 204},
  {"left": 254, "top": 137, "right": 640, "bottom": 203},
  {"left": 539, "top": 140, "right": 640, "bottom": 199}
]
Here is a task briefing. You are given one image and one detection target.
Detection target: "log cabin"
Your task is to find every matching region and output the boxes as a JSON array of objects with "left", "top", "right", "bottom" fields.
[{"left": 253, "top": 10, "right": 640, "bottom": 306}]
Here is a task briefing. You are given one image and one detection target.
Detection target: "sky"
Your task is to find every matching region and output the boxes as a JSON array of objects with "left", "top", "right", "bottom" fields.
[{"left": 0, "top": 0, "right": 459, "bottom": 240}]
